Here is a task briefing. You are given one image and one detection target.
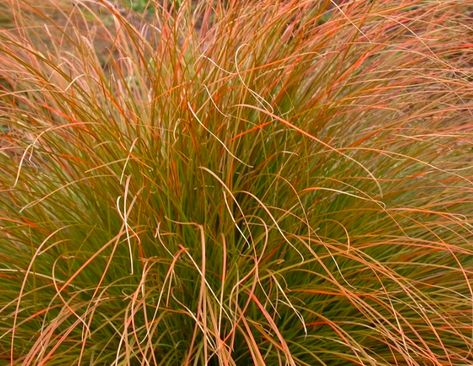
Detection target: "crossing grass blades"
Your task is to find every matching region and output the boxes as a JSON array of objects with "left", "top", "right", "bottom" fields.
[{"left": 0, "top": 0, "right": 472, "bottom": 364}]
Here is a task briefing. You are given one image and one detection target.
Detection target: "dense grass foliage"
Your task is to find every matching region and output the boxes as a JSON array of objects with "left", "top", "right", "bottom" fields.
[{"left": 0, "top": 0, "right": 472, "bottom": 364}]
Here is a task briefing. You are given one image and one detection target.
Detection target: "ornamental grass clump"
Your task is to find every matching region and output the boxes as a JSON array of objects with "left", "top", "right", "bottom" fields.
[{"left": 0, "top": 0, "right": 472, "bottom": 364}]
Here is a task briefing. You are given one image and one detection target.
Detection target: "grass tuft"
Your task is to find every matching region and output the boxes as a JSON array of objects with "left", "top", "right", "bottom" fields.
[{"left": 1, "top": 0, "right": 472, "bottom": 364}]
